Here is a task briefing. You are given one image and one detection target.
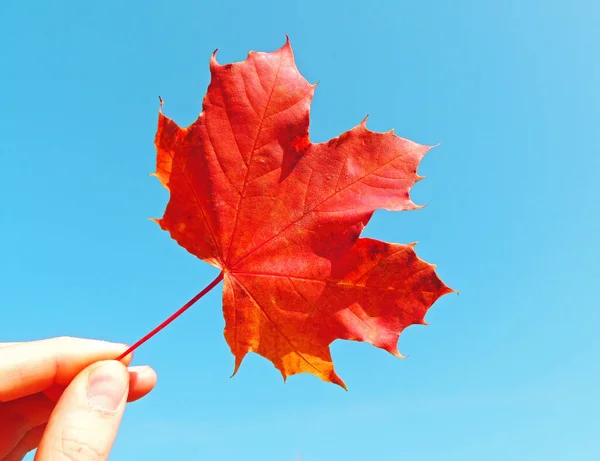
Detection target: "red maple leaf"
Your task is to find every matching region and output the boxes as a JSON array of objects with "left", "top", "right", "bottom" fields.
[{"left": 121, "top": 38, "right": 453, "bottom": 389}]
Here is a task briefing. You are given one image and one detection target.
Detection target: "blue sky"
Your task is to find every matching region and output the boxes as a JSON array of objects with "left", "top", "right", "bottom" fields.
[{"left": 1, "top": 0, "right": 599, "bottom": 459}]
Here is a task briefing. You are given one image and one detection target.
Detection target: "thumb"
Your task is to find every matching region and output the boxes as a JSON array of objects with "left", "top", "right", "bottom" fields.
[{"left": 35, "top": 360, "right": 130, "bottom": 461}]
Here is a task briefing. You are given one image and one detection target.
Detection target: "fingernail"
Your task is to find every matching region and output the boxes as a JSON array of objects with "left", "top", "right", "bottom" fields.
[
  {"left": 87, "top": 361, "right": 128, "bottom": 413},
  {"left": 128, "top": 365, "right": 151, "bottom": 376}
]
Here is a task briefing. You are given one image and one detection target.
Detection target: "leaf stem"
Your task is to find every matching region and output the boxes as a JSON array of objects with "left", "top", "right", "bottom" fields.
[{"left": 116, "top": 271, "right": 224, "bottom": 361}]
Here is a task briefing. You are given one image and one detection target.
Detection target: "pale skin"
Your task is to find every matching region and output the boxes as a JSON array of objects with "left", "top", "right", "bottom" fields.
[{"left": 0, "top": 337, "right": 157, "bottom": 461}]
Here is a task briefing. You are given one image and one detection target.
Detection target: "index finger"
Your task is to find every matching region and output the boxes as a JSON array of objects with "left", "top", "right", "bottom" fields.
[{"left": 0, "top": 337, "right": 131, "bottom": 402}]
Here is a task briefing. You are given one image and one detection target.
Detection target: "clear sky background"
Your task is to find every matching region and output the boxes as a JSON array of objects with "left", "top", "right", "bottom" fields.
[{"left": 1, "top": 0, "right": 599, "bottom": 460}]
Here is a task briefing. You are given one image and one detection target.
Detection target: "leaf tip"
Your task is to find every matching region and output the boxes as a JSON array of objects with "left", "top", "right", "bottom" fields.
[
  {"left": 388, "top": 346, "right": 406, "bottom": 359},
  {"left": 230, "top": 354, "right": 244, "bottom": 378},
  {"left": 210, "top": 48, "right": 220, "bottom": 69},
  {"left": 420, "top": 142, "right": 441, "bottom": 160},
  {"left": 329, "top": 371, "right": 348, "bottom": 390},
  {"left": 275, "top": 35, "right": 293, "bottom": 58},
  {"left": 434, "top": 272, "right": 457, "bottom": 298},
  {"left": 338, "top": 380, "right": 349, "bottom": 391},
  {"left": 158, "top": 95, "right": 164, "bottom": 111}
]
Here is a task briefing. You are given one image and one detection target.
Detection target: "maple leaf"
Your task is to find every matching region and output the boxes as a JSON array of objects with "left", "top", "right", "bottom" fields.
[{"left": 141, "top": 38, "right": 452, "bottom": 389}]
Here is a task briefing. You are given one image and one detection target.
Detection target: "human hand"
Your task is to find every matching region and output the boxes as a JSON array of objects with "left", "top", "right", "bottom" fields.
[{"left": 0, "top": 337, "right": 157, "bottom": 460}]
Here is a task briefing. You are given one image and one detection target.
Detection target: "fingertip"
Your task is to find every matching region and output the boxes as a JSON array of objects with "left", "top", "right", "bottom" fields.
[{"left": 127, "top": 366, "right": 158, "bottom": 402}]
